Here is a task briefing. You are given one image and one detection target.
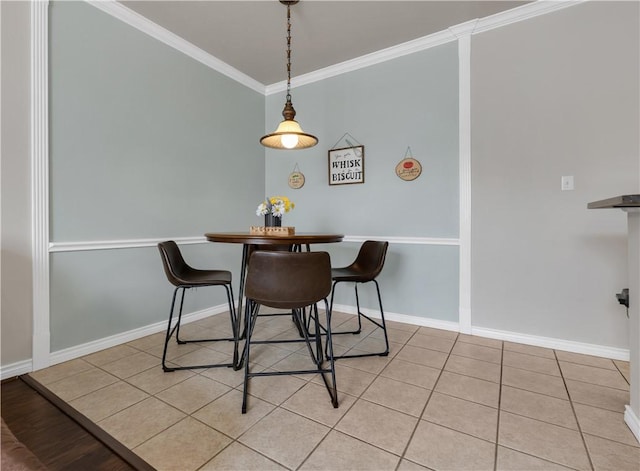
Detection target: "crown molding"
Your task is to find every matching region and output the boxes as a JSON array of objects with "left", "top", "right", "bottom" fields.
[
  {"left": 87, "top": 0, "right": 584, "bottom": 96},
  {"left": 473, "top": 0, "right": 587, "bottom": 35},
  {"left": 87, "top": 0, "right": 265, "bottom": 95},
  {"left": 266, "top": 28, "right": 457, "bottom": 95},
  {"left": 266, "top": 0, "right": 585, "bottom": 94}
]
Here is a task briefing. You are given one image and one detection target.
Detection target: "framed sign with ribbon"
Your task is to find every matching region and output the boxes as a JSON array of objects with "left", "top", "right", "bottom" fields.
[{"left": 328, "top": 133, "right": 365, "bottom": 186}]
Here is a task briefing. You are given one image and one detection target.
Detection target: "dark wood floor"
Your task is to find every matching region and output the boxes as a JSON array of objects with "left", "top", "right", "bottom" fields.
[{"left": 1, "top": 376, "right": 147, "bottom": 471}]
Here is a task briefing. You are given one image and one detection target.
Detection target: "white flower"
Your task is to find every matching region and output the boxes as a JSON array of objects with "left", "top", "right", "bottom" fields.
[
  {"left": 272, "top": 201, "right": 285, "bottom": 217},
  {"left": 256, "top": 202, "right": 269, "bottom": 216}
]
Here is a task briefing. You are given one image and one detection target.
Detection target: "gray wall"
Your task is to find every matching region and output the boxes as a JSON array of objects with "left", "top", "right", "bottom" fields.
[
  {"left": 48, "top": 1, "right": 265, "bottom": 350},
  {"left": 471, "top": 1, "right": 639, "bottom": 347},
  {"left": 1, "top": 1, "right": 33, "bottom": 365},
  {"left": 264, "top": 43, "right": 461, "bottom": 322}
]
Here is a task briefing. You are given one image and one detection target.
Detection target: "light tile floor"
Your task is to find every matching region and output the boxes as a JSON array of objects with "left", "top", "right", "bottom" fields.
[{"left": 30, "top": 310, "right": 639, "bottom": 471}]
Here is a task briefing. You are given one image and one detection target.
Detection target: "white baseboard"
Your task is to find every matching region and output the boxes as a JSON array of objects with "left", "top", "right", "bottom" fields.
[
  {"left": 2, "top": 304, "right": 630, "bottom": 379},
  {"left": 624, "top": 405, "right": 640, "bottom": 444},
  {"left": 0, "top": 359, "right": 33, "bottom": 381},
  {"left": 47, "top": 304, "right": 229, "bottom": 368},
  {"left": 0, "top": 304, "right": 231, "bottom": 379},
  {"left": 472, "top": 326, "right": 630, "bottom": 361},
  {"left": 332, "top": 303, "right": 630, "bottom": 360},
  {"left": 330, "top": 302, "right": 460, "bottom": 333}
]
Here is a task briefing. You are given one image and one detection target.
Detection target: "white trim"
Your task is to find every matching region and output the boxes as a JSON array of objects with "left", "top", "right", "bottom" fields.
[
  {"left": 0, "top": 359, "right": 34, "bottom": 381},
  {"left": 48, "top": 304, "right": 229, "bottom": 367},
  {"left": 331, "top": 306, "right": 630, "bottom": 360},
  {"left": 265, "top": 29, "right": 457, "bottom": 95},
  {"left": 10, "top": 304, "right": 630, "bottom": 377},
  {"left": 87, "top": 0, "right": 265, "bottom": 95},
  {"left": 48, "top": 235, "right": 460, "bottom": 253},
  {"left": 84, "top": 0, "right": 584, "bottom": 97},
  {"left": 49, "top": 236, "right": 208, "bottom": 253},
  {"left": 624, "top": 406, "right": 640, "bottom": 444},
  {"left": 457, "top": 34, "right": 472, "bottom": 335},
  {"left": 31, "top": 0, "right": 50, "bottom": 371},
  {"left": 473, "top": 0, "right": 586, "bottom": 35},
  {"left": 329, "top": 303, "right": 460, "bottom": 334},
  {"left": 472, "top": 325, "right": 630, "bottom": 361},
  {"left": 342, "top": 236, "right": 459, "bottom": 246},
  {"left": 264, "top": 0, "right": 584, "bottom": 95}
]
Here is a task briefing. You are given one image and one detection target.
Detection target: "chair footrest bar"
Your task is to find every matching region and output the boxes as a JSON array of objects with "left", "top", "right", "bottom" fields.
[
  {"left": 249, "top": 338, "right": 313, "bottom": 345},
  {"left": 176, "top": 337, "right": 235, "bottom": 344},
  {"left": 332, "top": 351, "right": 388, "bottom": 360},
  {"left": 247, "top": 369, "right": 332, "bottom": 378},
  {"left": 163, "top": 362, "right": 235, "bottom": 371}
]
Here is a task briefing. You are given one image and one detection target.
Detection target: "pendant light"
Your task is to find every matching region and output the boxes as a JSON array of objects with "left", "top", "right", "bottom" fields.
[{"left": 260, "top": 0, "right": 318, "bottom": 150}]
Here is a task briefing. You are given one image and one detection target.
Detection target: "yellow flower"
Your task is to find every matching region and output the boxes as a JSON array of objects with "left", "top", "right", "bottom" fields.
[
  {"left": 257, "top": 196, "right": 295, "bottom": 217},
  {"left": 270, "top": 196, "right": 294, "bottom": 213}
]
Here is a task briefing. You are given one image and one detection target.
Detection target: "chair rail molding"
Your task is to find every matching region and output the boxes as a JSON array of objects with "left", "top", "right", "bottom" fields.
[
  {"left": 48, "top": 235, "right": 460, "bottom": 253},
  {"left": 31, "top": 0, "right": 51, "bottom": 371}
]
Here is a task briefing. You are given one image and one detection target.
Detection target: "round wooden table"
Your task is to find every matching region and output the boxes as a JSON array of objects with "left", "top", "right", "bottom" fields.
[{"left": 204, "top": 232, "right": 344, "bottom": 246}]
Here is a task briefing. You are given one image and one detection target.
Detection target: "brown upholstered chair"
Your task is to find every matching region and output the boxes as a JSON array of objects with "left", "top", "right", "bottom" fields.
[
  {"left": 241, "top": 250, "right": 338, "bottom": 413},
  {"left": 158, "top": 241, "right": 238, "bottom": 371},
  {"left": 329, "top": 240, "right": 390, "bottom": 359}
]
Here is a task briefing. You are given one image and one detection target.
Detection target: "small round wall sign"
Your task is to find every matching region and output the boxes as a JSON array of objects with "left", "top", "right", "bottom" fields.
[
  {"left": 395, "top": 157, "right": 422, "bottom": 181},
  {"left": 288, "top": 171, "right": 305, "bottom": 189}
]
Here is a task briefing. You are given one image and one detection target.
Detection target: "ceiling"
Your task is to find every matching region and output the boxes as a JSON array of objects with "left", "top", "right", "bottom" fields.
[{"left": 120, "top": 1, "right": 529, "bottom": 86}]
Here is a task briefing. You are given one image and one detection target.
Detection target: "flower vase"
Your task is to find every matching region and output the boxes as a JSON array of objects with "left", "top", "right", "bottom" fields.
[{"left": 264, "top": 214, "right": 282, "bottom": 227}]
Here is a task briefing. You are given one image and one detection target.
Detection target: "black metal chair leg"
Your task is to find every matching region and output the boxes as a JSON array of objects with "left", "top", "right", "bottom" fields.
[
  {"left": 162, "top": 287, "right": 180, "bottom": 372},
  {"left": 323, "top": 280, "right": 389, "bottom": 360},
  {"left": 321, "top": 299, "right": 338, "bottom": 407},
  {"left": 242, "top": 301, "right": 260, "bottom": 414},
  {"left": 175, "top": 288, "right": 188, "bottom": 344}
]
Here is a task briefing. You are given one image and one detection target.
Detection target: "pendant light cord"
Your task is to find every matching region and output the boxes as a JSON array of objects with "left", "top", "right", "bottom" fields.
[{"left": 286, "top": 3, "right": 292, "bottom": 103}]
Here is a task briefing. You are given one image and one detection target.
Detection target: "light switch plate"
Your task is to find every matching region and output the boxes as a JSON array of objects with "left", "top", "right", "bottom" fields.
[{"left": 561, "top": 176, "right": 574, "bottom": 191}]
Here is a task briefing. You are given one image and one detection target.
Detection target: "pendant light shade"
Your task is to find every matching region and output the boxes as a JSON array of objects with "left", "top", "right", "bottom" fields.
[
  {"left": 260, "top": 101, "right": 318, "bottom": 150},
  {"left": 261, "top": 0, "right": 318, "bottom": 150}
]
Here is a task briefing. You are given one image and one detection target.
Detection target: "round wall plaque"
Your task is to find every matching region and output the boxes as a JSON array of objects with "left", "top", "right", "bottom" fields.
[
  {"left": 288, "top": 171, "right": 305, "bottom": 189},
  {"left": 395, "top": 158, "right": 422, "bottom": 181}
]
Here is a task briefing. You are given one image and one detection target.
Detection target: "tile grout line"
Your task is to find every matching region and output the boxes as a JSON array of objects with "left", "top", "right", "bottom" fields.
[
  {"left": 555, "top": 349, "right": 596, "bottom": 471},
  {"left": 493, "top": 340, "right": 505, "bottom": 471},
  {"left": 394, "top": 330, "right": 460, "bottom": 470},
  {"left": 612, "top": 360, "right": 632, "bottom": 387}
]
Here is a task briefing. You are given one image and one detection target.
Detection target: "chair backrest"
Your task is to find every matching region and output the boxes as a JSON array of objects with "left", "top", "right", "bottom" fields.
[
  {"left": 245, "top": 251, "right": 332, "bottom": 310},
  {"left": 351, "top": 240, "right": 389, "bottom": 281},
  {"left": 158, "top": 241, "right": 189, "bottom": 287}
]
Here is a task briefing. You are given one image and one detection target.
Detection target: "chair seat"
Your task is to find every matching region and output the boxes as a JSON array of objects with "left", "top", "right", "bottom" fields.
[
  {"left": 171, "top": 268, "right": 232, "bottom": 287},
  {"left": 331, "top": 267, "right": 372, "bottom": 283}
]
